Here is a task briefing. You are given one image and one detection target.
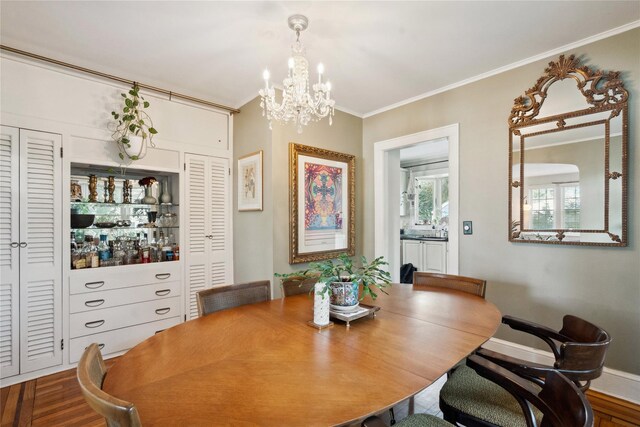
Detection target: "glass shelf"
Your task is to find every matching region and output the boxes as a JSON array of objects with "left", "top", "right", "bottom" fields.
[
  {"left": 71, "top": 201, "right": 179, "bottom": 208},
  {"left": 72, "top": 226, "right": 179, "bottom": 231}
]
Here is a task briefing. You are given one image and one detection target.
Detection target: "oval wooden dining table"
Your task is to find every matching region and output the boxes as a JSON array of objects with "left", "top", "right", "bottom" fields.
[{"left": 103, "top": 283, "right": 501, "bottom": 426}]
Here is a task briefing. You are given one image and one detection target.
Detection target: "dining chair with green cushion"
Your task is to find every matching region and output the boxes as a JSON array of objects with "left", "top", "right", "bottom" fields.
[
  {"left": 77, "top": 343, "right": 142, "bottom": 427},
  {"left": 440, "top": 314, "right": 609, "bottom": 426},
  {"left": 196, "top": 280, "right": 271, "bottom": 317},
  {"left": 363, "top": 354, "right": 593, "bottom": 427},
  {"left": 413, "top": 272, "right": 487, "bottom": 298},
  {"left": 281, "top": 275, "right": 317, "bottom": 297}
]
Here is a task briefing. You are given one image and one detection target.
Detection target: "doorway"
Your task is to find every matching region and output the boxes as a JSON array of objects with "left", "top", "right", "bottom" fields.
[{"left": 373, "top": 124, "right": 459, "bottom": 282}]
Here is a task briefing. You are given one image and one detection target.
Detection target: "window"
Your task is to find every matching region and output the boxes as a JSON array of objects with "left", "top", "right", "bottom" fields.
[
  {"left": 415, "top": 176, "right": 448, "bottom": 225},
  {"left": 527, "top": 184, "right": 580, "bottom": 229}
]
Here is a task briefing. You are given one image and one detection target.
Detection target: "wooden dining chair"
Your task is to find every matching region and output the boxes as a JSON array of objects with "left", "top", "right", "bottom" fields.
[
  {"left": 476, "top": 314, "right": 611, "bottom": 391},
  {"left": 440, "top": 314, "right": 610, "bottom": 426},
  {"left": 413, "top": 272, "right": 486, "bottom": 298},
  {"left": 362, "top": 355, "right": 593, "bottom": 427},
  {"left": 77, "top": 343, "right": 142, "bottom": 427},
  {"left": 196, "top": 280, "right": 270, "bottom": 317},
  {"left": 281, "top": 275, "right": 317, "bottom": 297}
]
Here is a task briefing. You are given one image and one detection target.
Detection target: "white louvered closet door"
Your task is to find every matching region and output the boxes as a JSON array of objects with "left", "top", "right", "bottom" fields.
[
  {"left": 185, "top": 154, "right": 231, "bottom": 319},
  {"left": 0, "top": 126, "right": 20, "bottom": 378},
  {"left": 18, "top": 129, "right": 62, "bottom": 373}
]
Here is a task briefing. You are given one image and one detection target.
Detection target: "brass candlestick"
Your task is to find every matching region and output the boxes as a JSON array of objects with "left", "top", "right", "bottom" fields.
[
  {"left": 107, "top": 176, "right": 116, "bottom": 203},
  {"left": 123, "top": 179, "right": 131, "bottom": 203},
  {"left": 88, "top": 175, "right": 98, "bottom": 202}
]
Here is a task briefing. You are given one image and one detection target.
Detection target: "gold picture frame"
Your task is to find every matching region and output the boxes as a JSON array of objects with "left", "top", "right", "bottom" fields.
[
  {"left": 238, "top": 150, "right": 263, "bottom": 211},
  {"left": 289, "top": 143, "right": 355, "bottom": 264}
]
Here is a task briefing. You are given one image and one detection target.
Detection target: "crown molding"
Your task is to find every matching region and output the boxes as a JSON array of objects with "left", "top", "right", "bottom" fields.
[{"left": 363, "top": 20, "right": 640, "bottom": 119}]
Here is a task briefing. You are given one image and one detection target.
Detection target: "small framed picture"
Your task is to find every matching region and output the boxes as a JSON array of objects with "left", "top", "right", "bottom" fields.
[
  {"left": 238, "top": 150, "right": 263, "bottom": 211},
  {"left": 289, "top": 143, "right": 355, "bottom": 264}
]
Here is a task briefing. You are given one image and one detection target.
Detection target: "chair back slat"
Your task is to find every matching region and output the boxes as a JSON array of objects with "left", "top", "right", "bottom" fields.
[
  {"left": 556, "top": 315, "right": 611, "bottom": 379},
  {"left": 413, "top": 272, "right": 486, "bottom": 298},
  {"left": 77, "top": 343, "right": 142, "bottom": 427},
  {"left": 197, "top": 280, "right": 270, "bottom": 317},
  {"left": 281, "top": 276, "right": 317, "bottom": 297}
]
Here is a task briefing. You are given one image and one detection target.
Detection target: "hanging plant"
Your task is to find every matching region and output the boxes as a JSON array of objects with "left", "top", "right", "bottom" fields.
[{"left": 111, "top": 82, "right": 158, "bottom": 161}]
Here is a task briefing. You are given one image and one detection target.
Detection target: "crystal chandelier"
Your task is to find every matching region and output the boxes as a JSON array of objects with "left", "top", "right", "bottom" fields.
[{"left": 259, "top": 14, "right": 335, "bottom": 134}]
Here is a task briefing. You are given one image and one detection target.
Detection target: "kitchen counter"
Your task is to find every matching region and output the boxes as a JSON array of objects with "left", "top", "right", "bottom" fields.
[{"left": 401, "top": 235, "right": 448, "bottom": 242}]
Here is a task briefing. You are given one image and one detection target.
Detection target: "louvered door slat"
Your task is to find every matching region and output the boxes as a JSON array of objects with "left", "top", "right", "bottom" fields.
[
  {"left": 0, "top": 126, "right": 19, "bottom": 378},
  {"left": 209, "top": 158, "right": 229, "bottom": 255},
  {"left": 19, "top": 129, "right": 62, "bottom": 374}
]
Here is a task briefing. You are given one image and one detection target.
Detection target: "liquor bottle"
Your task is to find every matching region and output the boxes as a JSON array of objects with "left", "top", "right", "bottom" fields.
[
  {"left": 157, "top": 230, "right": 166, "bottom": 262},
  {"left": 70, "top": 232, "right": 79, "bottom": 269},
  {"left": 83, "top": 235, "right": 99, "bottom": 268},
  {"left": 149, "top": 230, "right": 158, "bottom": 263},
  {"left": 98, "top": 234, "right": 111, "bottom": 264},
  {"left": 140, "top": 232, "right": 150, "bottom": 263}
]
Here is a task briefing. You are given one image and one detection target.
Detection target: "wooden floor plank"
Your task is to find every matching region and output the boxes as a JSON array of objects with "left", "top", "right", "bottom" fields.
[
  {"left": 0, "top": 383, "right": 21, "bottom": 427},
  {"left": 17, "top": 380, "right": 35, "bottom": 427}
]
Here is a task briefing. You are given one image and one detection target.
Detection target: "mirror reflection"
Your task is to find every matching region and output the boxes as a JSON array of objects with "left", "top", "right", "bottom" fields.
[{"left": 508, "top": 55, "right": 628, "bottom": 246}]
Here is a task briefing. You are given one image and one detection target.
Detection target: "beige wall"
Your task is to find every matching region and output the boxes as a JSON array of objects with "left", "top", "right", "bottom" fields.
[
  {"left": 232, "top": 97, "right": 275, "bottom": 292},
  {"left": 233, "top": 97, "right": 363, "bottom": 298},
  {"left": 362, "top": 28, "right": 640, "bottom": 374}
]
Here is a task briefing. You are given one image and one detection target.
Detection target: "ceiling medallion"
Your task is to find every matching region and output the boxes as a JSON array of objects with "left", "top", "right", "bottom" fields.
[{"left": 259, "top": 14, "right": 335, "bottom": 134}]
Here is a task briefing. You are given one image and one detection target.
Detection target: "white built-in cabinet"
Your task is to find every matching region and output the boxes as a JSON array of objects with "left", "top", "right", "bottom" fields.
[
  {"left": 402, "top": 239, "right": 447, "bottom": 274},
  {"left": 184, "top": 154, "right": 231, "bottom": 319},
  {"left": 0, "top": 126, "right": 62, "bottom": 379}
]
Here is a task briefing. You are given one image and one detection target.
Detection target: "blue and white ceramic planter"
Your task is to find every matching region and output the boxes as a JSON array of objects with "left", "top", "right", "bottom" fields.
[{"left": 329, "top": 281, "right": 360, "bottom": 311}]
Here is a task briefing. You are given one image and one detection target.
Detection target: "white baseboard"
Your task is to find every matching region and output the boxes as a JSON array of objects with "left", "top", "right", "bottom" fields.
[{"left": 483, "top": 338, "right": 640, "bottom": 404}]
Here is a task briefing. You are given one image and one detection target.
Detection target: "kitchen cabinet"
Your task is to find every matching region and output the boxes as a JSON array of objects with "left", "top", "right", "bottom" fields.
[
  {"left": 1, "top": 126, "right": 63, "bottom": 378},
  {"left": 402, "top": 239, "right": 447, "bottom": 274}
]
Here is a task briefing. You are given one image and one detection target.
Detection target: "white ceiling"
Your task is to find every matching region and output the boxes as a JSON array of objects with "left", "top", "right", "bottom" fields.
[{"left": 1, "top": 1, "right": 639, "bottom": 117}]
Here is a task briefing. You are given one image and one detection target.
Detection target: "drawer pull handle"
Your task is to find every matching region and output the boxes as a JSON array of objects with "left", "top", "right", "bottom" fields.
[
  {"left": 85, "top": 281, "right": 105, "bottom": 289},
  {"left": 155, "top": 307, "right": 171, "bottom": 315},
  {"left": 155, "top": 289, "right": 171, "bottom": 296},
  {"left": 155, "top": 273, "right": 171, "bottom": 280},
  {"left": 85, "top": 320, "right": 105, "bottom": 328},
  {"left": 85, "top": 299, "right": 105, "bottom": 307}
]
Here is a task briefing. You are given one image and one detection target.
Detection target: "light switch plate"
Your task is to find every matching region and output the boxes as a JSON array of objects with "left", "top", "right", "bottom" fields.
[{"left": 463, "top": 221, "right": 473, "bottom": 235}]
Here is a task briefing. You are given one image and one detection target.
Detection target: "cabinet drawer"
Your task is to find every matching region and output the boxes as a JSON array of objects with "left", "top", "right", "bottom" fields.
[
  {"left": 69, "top": 316, "right": 181, "bottom": 363},
  {"left": 69, "top": 281, "right": 181, "bottom": 314},
  {"left": 70, "top": 262, "right": 180, "bottom": 294},
  {"left": 69, "top": 296, "right": 181, "bottom": 338}
]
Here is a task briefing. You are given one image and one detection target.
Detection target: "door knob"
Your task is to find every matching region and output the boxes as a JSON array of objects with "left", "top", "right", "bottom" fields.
[
  {"left": 19, "top": 242, "right": 27, "bottom": 248},
  {"left": 10, "top": 242, "right": 19, "bottom": 248}
]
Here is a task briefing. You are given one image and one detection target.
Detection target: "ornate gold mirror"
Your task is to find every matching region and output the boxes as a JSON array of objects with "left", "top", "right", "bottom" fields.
[{"left": 509, "top": 55, "right": 628, "bottom": 246}]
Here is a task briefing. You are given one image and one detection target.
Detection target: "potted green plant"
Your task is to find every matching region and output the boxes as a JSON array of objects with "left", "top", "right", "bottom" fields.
[
  {"left": 111, "top": 83, "right": 158, "bottom": 161},
  {"left": 276, "top": 254, "right": 391, "bottom": 324}
]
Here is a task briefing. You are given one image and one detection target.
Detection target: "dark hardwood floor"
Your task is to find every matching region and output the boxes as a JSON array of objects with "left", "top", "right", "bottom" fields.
[{"left": 0, "top": 358, "right": 116, "bottom": 427}]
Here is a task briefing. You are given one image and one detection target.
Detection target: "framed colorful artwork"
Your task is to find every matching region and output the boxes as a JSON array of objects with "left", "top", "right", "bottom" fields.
[
  {"left": 238, "top": 150, "right": 263, "bottom": 211},
  {"left": 289, "top": 143, "right": 355, "bottom": 264}
]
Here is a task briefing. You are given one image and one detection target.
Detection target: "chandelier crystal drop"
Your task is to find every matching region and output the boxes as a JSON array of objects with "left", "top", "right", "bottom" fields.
[{"left": 259, "top": 14, "right": 335, "bottom": 134}]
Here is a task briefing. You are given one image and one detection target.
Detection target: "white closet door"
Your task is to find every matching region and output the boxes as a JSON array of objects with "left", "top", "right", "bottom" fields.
[
  {"left": 185, "top": 154, "right": 208, "bottom": 319},
  {"left": 184, "top": 154, "right": 231, "bottom": 320},
  {"left": 19, "top": 129, "right": 62, "bottom": 373},
  {"left": 0, "top": 126, "right": 20, "bottom": 378},
  {"left": 208, "top": 156, "right": 231, "bottom": 289}
]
